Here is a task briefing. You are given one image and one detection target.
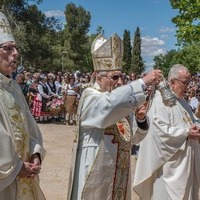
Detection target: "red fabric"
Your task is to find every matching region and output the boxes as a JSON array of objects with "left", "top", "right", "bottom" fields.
[{"left": 32, "top": 96, "right": 49, "bottom": 117}]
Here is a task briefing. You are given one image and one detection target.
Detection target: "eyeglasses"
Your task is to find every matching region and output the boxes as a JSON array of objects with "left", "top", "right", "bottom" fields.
[
  {"left": 174, "top": 78, "right": 190, "bottom": 86},
  {"left": 0, "top": 45, "right": 20, "bottom": 53},
  {"left": 102, "top": 74, "right": 124, "bottom": 81}
]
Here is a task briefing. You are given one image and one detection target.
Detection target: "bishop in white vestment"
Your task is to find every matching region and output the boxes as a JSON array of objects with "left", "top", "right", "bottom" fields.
[{"left": 67, "top": 33, "right": 162, "bottom": 200}]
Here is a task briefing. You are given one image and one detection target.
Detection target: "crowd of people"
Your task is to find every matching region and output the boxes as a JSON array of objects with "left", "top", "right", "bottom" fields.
[
  {"left": 1, "top": 10, "right": 200, "bottom": 200},
  {"left": 13, "top": 65, "right": 200, "bottom": 126},
  {"left": 13, "top": 70, "right": 82, "bottom": 125}
]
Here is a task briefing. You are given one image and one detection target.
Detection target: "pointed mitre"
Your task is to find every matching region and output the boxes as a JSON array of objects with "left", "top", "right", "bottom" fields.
[
  {"left": 91, "top": 33, "right": 123, "bottom": 71},
  {"left": 0, "top": 11, "right": 15, "bottom": 45}
]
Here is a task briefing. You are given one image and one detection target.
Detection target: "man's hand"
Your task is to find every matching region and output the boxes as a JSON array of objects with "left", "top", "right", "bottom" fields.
[
  {"left": 135, "top": 103, "right": 147, "bottom": 120},
  {"left": 18, "top": 162, "right": 41, "bottom": 178},
  {"left": 188, "top": 124, "right": 200, "bottom": 141},
  {"left": 142, "top": 69, "right": 163, "bottom": 86}
]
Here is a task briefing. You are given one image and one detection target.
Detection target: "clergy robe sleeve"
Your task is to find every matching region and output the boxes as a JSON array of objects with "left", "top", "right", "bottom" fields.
[
  {"left": 81, "top": 79, "right": 146, "bottom": 129},
  {"left": 129, "top": 113, "right": 149, "bottom": 144}
]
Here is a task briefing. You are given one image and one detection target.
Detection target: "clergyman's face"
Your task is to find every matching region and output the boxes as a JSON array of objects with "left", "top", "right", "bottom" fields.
[
  {"left": 0, "top": 41, "right": 19, "bottom": 76},
  {"left": 97, "top": 70, "right": 124, "bottom": 92},
  {"left": 171, "top": 69, "right": 191, "bottom": 99}
]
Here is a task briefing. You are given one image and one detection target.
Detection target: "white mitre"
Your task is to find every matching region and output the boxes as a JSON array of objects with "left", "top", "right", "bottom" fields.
[
  {"left": 91, "top": 33, "right": 123, "bottom": 71},
  {"left": 0, "top": 11, "right": 15, "bottom": 45}
]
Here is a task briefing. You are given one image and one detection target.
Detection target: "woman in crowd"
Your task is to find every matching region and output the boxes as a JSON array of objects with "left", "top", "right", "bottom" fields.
[
  {"left": 188, "top": 88, "right": 199, "bottom": 113},
  {"left": 55, "top": 74, "right": 62, "bottom": 95},
  {"left": 47, "top": 73, "right": 57, "bottom": 94},
  {"left": 16, "top": 73, "right": 29, "bottom": 102},
  {"left": 32, "top": 74, "right": 53, "bottom": 123},
  {"left": 65, "top": 75, "right": 80, "bottom": 125},
  {"left": 28, "top": 73, "right": 40, "bottom": 109}
]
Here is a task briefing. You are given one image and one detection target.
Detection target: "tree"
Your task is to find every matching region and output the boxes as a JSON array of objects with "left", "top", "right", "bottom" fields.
[
  {"left": 153, "top": 49, "right": 178, "bottom": 77},
  {"left": 0, "top": 1, "right": 108, "bottom": 72},
  {"left": 0, "top": 0, "right": 43, "bottom": 11},
  {"left": 153, "top": 44, "right": 200, "bottom": 76},
  {"left": 174, "top": 44, "right": 200, "bottom": 74},
  {"left": 63, "top": 3, "right": 91, "bottom": 71},
  {"left": 131, "top": 27, "right": 145, "bottom": 75},
  {"left": 0, "top": 0, "right": 62, "bottom": 70},
  {"left": 122, "top": 30, "right": 132, "bottom": 74},
  {"left": 170, "top": 0, "right": 200, "bottom": 46}
]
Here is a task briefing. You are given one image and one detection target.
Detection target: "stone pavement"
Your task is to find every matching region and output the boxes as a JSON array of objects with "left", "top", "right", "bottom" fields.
[
  {"left": 38, "top": 122, "right": 139, "bottom": 200},
  {"left": 38, "top": 122, "right": 75, "bottom": 200}
]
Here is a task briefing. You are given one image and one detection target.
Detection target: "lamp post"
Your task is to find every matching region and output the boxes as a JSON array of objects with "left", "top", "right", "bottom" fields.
[{"left": 61, "top": 51, "right": 67, "bottom": 72}]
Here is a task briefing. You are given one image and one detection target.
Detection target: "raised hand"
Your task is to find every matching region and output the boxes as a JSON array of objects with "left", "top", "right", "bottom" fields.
[{"left": 142, "top": 69, "right": 163, "bottom": 86}]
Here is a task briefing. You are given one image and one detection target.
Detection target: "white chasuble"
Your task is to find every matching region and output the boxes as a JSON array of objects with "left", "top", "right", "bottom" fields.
[
  {"left": 0, "top": 74, "right": 45, "bottom": 200},
  {"left": 69, "top": 80, "right": 147, "bottom": 200},
  {"left": 133, "top": 91, "right": 200, "bottom": 200},
  {"left": 82, "top": 117, "right": 131, "bottom": 200}
]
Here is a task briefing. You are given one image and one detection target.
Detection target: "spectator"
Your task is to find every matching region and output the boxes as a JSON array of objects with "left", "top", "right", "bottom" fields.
[{"left": 188, "top": 88, "right": 199, "bottom": 113}]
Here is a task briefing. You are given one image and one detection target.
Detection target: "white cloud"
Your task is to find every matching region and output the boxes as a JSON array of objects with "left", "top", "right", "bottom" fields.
[
  {"left": 144, "top": 61, "right": 155, "bottom": 71},
  {"left": 141, "top": 35, "right": 167, "bottom": 70},
  {"left": 142, "top": 36, "right": 165, "bottom": 47},
  {"left": 141, "top": 36, "right": 166, "bottom": 57},
  {"left": 44, "top": 10, "right": 65, "bottom": 18},
  {"left": 142, "top": 46, "right": 167, "bottom": 57},
  {"left": 153, "top": 48, "right": 167, "bottom": 55},
  {"left": 159, "top": 26, "right": 175, "bottom": 33}
]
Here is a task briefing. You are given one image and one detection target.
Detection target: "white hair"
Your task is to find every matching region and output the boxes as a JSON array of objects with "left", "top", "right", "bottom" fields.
[{"left": 168, "top": 64, "right": 189, "bottom": 81}]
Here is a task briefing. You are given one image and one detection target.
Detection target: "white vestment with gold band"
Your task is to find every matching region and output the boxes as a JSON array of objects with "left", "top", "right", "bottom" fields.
[
  {"left": 68, "top": 79, "right": 148, "bottom": 200},
  {"left": 0, "top": 74, "right": 46, "bottom": 200}
]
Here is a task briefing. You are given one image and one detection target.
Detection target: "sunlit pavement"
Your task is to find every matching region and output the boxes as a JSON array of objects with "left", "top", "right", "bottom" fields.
[{"left": 38, "top": 122, "right": 139, "bottom": 200}]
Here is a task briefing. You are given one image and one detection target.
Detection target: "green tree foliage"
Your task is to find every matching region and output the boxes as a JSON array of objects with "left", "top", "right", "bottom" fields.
[
  {"left": 122, "top": 30, "right": 132, "bottom": 74},
  {"left": 0, "top": 0, "right": 43, "bottom": 11},
  {"left": 174, "top": 44, "right": 200, "bottom": 74},
  {"left": 153, "top": 49, "right": 178, "bottom": 77},
  {"left": 17, "top": 5, "right": 59, "bottom": 69},
  {"left": 170, "top": 0, "right": 200, "bottom": 46},
  {"left": 131, "top": 27, "right": 145, "bottom": 76},
  {"left": 0, "top": 0, "right": 62, "bottom": 71},
  {"left": 153, "top": 44, "right": 200, "bottom": 76},
  {"left": 63, "top": 3, "right": 91, "bottom": 71}
]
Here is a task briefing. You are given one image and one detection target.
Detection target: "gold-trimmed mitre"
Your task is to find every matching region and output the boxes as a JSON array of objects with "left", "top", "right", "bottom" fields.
[
  {"left": 0, "top": 11, "right": 15, "bottom": 45},
  {"left": 91, "top": 33, "right": 123, "bottom": 71}
]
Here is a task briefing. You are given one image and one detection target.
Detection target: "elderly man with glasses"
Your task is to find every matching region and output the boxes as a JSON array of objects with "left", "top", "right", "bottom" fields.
[
  {"left": 67, "top": 33, "right": 162, "bottom": 200},
  {"left": 133, "top": 64, "right": 200, "bottom": 200},
  {"left": 0, "top": 11, "right": 46, "bottom": 199}
]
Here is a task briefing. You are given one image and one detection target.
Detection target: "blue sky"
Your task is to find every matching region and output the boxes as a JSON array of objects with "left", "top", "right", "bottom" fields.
[{"left": 37, "top": 0, "right": 179, "bottom": 70}]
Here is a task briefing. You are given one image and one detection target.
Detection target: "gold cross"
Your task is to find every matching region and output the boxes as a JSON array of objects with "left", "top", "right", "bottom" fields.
[{"left": 0, "top": 18, "right": 12, "bottom": 33}]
